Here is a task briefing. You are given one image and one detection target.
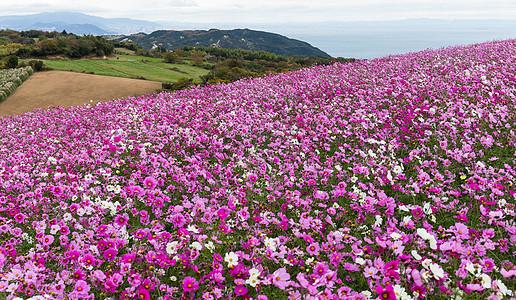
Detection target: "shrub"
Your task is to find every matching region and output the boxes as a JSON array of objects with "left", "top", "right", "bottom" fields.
[
  {"left": 5, "top": 55, "right": 18, "bottom": 69},
  {"left": 0, "top": 66, "right": 33, "bottom": 102},
  {"left": 162, "top": 77, "right": 194, "bottom": 91}
]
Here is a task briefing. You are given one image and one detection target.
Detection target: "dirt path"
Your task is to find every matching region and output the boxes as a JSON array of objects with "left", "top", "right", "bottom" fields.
[{"left": 0, "top": 71, "right": 162, "bottom": 117}]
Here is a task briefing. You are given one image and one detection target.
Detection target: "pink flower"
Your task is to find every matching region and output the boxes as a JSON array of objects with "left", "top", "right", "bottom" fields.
[
  {"left": 143, "top": 176, "right": 157, "bottom": 189},
  {"left": 171, "top": 213, "right": 186, "bottom": 228},
  {"left": 14, "top": 213, "right": 26, "bottom": 223},
  {"left": 248, "top": 173, "right": 258, "bottom": 183},
  {"left": 376, "top": 284, "right": 396, "bottom": 300},
  {"left": 234, "top": 285, "right": 247, "bottom": 296},
  {"left": 103, "top": 248, "right": 118, "bottom": 261},
  {"left": 454, "top": 222, "right": 469, "bottom": 240},
  {"left": 121, "top": 252, "right": 136, "bottom": 263},
  {"left": 137, "top": 286, "right": 150, "bottom": 300},
  {"left": 42, "top": 235, "right": 54, "bottom": 246},
  {"left": 82, "top": 254, "right": 96, "bottom": 266},
  {"left": 237, "top": 207, "right": 250, "bottom": 220},
  {"left": 271, "top": 267, "right": 290, "bottom": 290},
  {"left": 114, "top": 214, "right": 129, "bottom": 227},
  {"left": 74, "top": 280, "right": 90, "bottom": 296},
  {"left": 412, "top": 207, "right": 424, "bottom": 219},
  {"left": 313, "top": 262, "right": 329, "bottom": 278},
  {"left": 60, "top": 225, "right": 70, "bottom": 235},
  {"left": 183, "top": 276, "right": 199, "bottom": 292},
  {"left": 217, "top": 208, "right": 229, "bottom": 220},
  {"left": 306, "top": 242, "right": 320, "bottom": 256}
]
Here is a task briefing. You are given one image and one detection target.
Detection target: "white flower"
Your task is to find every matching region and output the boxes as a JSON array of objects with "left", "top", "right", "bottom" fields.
[
  {"left": 224, "top": 252, "right": 239, "bottom": 267},
  {"left": 355, "top": 257, "right": 366, "bottom": 265},
  {"left": 495, "top": 279, "right": 513, "bottom": 296},
  {"left": 191, "top": 241, "right": 202, "bottom": 251},
  {"left": 374, "top": 215, "right": 383, "bottom": 227},
  {"left": 416, "top": 228, "right": 431, "bottom": 239},
  {"left": 393, "top": 285, "right": 410, "bottom": 300},
  {"left": 411, "top": 250, "right": 422, "bottom": 260},
  {"left": 166, "top": 241, "right": 179, "bottom": 254},
  {"left": 430, "top": 263, "right": 445, "bottom": 279},
  {"left": 204, "top": 241, "right": 214, "bottom": 252},
  {"left": 246, "top": 275, "right": 260, "bottom": 287},
  {"left": 392, "top": 165, "right": 403, "bottom": 174},
  {"left": 170, "top": 275, "right": 177, "bottom": 281},
  {"left": 249, "top": 268, "right": 260, "bottom": 277},
  {"left": 480, "top": 273, "right": 492, "bottom": 289},
  {"left": 429, "top": 237, "right": 437, "bottom": 250},
  {"left": 465, "top": 263, "right": 482, "bottom": 277},
  {"left": 421, "top": 270, "right": 431, "bottom": 281},
  {"left": 390, "top": 232, "right": 402, "bottom": 240},
  {"left": 423, "top": 202, "right": 432, "bottom": 214},
  {"left": 422, "top": 259, "right": 432, "bottom": 269},
  {"left": 264, "top": 237, "right": 277, "bottom": 251}
]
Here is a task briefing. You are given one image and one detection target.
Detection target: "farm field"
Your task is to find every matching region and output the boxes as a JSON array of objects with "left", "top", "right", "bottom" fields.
[
  {"left": 0, "top": 39, "right": 515, "bottom": 300},
  {"left": 40, "top": 55, "right": 210, "bottom": 83},
  {"left": 0, "top": 71, "right": 161, "bottom": 116}
]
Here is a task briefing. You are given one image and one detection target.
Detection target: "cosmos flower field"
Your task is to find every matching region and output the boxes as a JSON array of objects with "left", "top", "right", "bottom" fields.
[{"left": 0, "top": 40, "right": 516, "bottom": 300}]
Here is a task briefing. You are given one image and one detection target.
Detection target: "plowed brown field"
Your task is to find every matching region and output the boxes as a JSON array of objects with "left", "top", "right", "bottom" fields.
[{"left": 0, "top": 71, "right": 162, "bottom": 117}]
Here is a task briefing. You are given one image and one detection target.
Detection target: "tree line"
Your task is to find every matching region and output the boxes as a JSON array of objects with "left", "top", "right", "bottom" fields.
[{"left": 0, "top": 29, "right": 114, "bottom": 61}]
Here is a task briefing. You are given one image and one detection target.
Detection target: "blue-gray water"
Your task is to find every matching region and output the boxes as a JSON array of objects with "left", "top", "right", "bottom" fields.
[{"left": 249, "top": 19, "right": 516, "bottom": 59}]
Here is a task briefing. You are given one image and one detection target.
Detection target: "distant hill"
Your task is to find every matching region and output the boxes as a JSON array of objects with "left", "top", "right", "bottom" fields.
[
  {"left": 0, "top": 12, "right": 163, "bottom": 35},
  {"left": 26, "top": 22, "right": 111, "bottom": 35},
  {"left": 118, "top": 29, "right": 331, "bottom": 57}
]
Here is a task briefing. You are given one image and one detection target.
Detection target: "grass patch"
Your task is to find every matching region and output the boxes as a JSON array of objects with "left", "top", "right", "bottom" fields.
[{"left": 41, "top": 55, "right": 210, "bottom": 83}]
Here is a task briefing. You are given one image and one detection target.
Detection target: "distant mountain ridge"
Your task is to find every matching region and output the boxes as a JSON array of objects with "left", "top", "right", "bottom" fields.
[
  {"left": 0, "top": 12, "right": 330, "bottom": 57},
  {"left": 118, "top": 29, "right": 331, "bottom": 57},
  {"left": 0, "top": 12, "right": 163, "bottom": 35}
]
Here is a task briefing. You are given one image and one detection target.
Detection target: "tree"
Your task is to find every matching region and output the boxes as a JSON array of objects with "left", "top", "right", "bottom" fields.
[
  {"left": 190, "top": 53, "right": 204, "bottom": 66},
  {"left": 163, "top": 51, "right": 179, "bottom": 63},
  {"left": 6, "top": 55, "right": 18, "bottom": 69},
  {"left": 39, "top": 39, "right": 59, "bottom": 55}
]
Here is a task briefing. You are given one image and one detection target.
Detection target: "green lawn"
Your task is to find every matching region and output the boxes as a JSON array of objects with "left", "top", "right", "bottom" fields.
[
  {"left": 114, "top": 48, "right": 136, "bottom": 55},
  {"left": 41, "top": 60, "right": 129, "bottom": 78},
  {"left": 40, "top": 56, "right": 210, "bottom": 83}
]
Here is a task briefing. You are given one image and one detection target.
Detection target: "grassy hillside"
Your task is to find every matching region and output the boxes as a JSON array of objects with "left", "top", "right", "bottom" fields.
[
  {"left": 40, "top": 55, "right": 210, "bottom": 83},
  {"left": 0, "top": 39, "right": 515, "bottom": 299}
]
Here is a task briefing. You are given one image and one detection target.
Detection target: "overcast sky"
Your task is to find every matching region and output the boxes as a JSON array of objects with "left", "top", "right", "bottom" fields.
[{"left": 1, "top": 0, "right": 516, "bottom": 23}]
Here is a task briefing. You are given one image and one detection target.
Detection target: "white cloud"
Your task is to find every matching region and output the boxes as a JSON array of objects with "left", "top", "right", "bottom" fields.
[{"left": 0, "top": 0, "right": 515, "bottom": 22}]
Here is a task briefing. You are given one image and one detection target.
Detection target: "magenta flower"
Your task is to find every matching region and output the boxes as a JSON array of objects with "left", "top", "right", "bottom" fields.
[
  {"left": 376, "top": 284, "right": 396, "bottom": 300},
  {"left": 143, "top": 176, "right": 157, "bottom": 189},
  {"left": 248, "top": 173, "right": 258, "bottom": 183},
  {"left": 271, "top": 268, "right": 290, "bottom": 290},
  {"left": 183, "top": 276, "right": 199, "bottom": 292},
  {"left": 82, "top": 254, "right": 96, "bottom": 266},
  {"left": 171, "top": 213, "right": 186, "bottom": 228},
  {"left": 217, "top": 208, "right": 229, "bottom": 220},
  {"left": 412, "top": 207, "right": 424, "bottom": 219},
  {"left": 14, "top": 213, "right": 26, "bottom": 223},
  {"left": 103, "top": 248, "right": 118, "bottom": 261},
  {"left": 114, "top": 214, "right": 129, "bottom": 227},
  {"left": 234, "top": 285, "right": 247, "bottom": 296},
  {"left": 60, "top": 225, "right": 70, "bottom": 235},
  {"left": 313, "top": 262, "right": 329, "bottom": 278},
  {"left": 137, "top": 286, "right": 150, "bottom": 300}
]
